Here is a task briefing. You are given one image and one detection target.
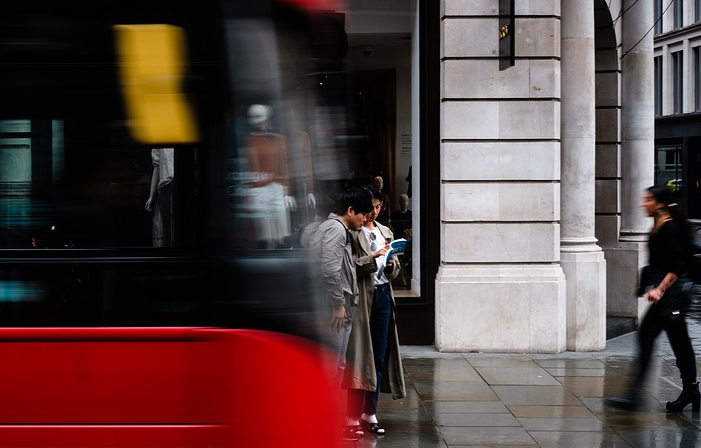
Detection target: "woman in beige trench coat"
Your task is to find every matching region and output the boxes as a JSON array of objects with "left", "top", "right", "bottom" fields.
[{"left": 343, "top": 186, "right": 406, "bottom": 436}]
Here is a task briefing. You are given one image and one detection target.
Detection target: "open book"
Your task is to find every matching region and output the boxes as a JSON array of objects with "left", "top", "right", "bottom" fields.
[
  {"left": 378, "top": 238, "right": 406, "bottom": 279},
  {"left": 382, "top": 238, "right": 407, "bottom": 266}
]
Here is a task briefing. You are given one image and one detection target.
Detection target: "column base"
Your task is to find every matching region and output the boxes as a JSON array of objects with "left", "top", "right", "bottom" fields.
[
  {"left": 435, "top": 264, "right": 566, "bottom": 353},
  {"left": 603, "top": 240, "right": 647, "bottom": 318},
  {"left": 561, "top": 248, "right": 606, "bottom": 351}
]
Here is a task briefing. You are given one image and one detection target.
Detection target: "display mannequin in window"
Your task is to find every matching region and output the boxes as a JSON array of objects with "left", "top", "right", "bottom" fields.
[
  {"left": 287, "top": 107, "right": 317, "bottom": 218},
  {"left": 372, "top": 176, "right": 390, "bottom": 226},
  {"left": 390, "top": 193, "right": 412, "bottom": 288},
  {"left": 287, "top": 125, "right": 317, "bottom": 237},
  {"left": 145, "top": 147, "right": 174, "bottom": 247},
  {"left": 245, "top": 104, "right": 297, "bottom": 248},
  {"left": 295, "top": 129, "right": 317, "bottom": 212}
]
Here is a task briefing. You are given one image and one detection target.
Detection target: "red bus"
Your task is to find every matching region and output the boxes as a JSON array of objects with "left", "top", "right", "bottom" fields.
[{"left": 0, "top": 0, "right": 348, "bottom": 446}]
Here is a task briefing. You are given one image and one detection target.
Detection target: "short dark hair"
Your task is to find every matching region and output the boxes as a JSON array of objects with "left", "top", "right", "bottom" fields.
[
  {"left": 363, "top": 185, "right": 382, "bottom": 201},
  {"left": 333, "top": 187, "right": 373, "bottom": 215}
]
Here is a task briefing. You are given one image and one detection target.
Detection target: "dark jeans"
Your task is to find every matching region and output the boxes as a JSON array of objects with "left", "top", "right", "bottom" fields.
[
  {"left": 348, "top": 283, "right": 392, "bottom": 416},
  {"left": 635, "top": 286, "right": 697, "bottom": 385}
]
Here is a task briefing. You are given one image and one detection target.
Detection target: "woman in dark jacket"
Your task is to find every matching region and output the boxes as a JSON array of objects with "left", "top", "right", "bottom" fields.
[{"left": 608, "top": 185, "right": 699, "bottom": 412}]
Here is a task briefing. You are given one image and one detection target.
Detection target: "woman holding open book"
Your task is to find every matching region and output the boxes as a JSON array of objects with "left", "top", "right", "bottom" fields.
[{"left": 342, "top": 186, "right": 407, "bottom": 437}]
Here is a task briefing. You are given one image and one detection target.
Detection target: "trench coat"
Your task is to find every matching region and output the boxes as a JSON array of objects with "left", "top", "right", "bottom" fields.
[{"left": 342, "top": 222, "right": 407, "bottom": 399}]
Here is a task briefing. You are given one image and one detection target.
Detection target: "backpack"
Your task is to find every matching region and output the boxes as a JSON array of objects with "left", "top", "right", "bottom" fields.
[{"left": 300, "top": 218, "right": 324, "bottom": 249}]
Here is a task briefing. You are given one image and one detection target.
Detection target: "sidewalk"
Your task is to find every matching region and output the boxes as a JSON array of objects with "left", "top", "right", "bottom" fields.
[{"left": 345, "top": 316, "right": 701, "bottom": 448}]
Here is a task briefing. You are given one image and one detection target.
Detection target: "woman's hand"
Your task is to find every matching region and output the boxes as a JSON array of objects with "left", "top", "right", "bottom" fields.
[
  {"left": 372, "top": 243, "right": 389, "bottom": 259},
  {"left": 646, "top": 272, "right": 676, "bottom": 303},
  {"left": 645, "top": 286, "right": 665, "bottom": 303}
]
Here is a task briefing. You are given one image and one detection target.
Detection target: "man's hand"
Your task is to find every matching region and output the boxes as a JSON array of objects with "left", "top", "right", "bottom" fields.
[{"left": 331, "top": 305, "right": 347, "bottom": 332}]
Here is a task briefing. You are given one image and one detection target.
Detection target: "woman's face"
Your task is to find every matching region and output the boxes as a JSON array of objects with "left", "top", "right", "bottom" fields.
[
  {"left": 365, "top": 198, "right": 381, "bottom": 224},
  {"left": 641, "top": 191, "right": 662, "bottom": 217}
]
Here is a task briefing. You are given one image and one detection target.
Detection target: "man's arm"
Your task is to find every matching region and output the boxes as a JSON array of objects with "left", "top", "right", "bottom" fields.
[{"left": 320, "top": 224, "right": 346, "bottom": 309}]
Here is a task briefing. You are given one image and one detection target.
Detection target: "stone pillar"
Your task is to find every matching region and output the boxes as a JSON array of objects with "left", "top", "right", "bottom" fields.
[
  {"left": 560, "top": 1, "right": 606, "bottom": 350},
  {"left": 435, "top": 2, "right": 566, "bottom": 353},
  {"left": 606, "top": 0, "right": 654, "bottom": 320}
]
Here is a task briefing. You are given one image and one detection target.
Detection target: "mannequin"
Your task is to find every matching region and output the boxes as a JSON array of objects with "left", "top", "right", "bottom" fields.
[
  {"left": 245, "top": 104, "right": 296, "bottom": 247},
  {"left": 389, "top": 193, "right": 412, "bottom": 288},
  {"left": 145, "top": 147, "right": 174, "bottom": 247},
  {"left": 372, "top": 176, "right": 390, "bottom": 225},
  {"left": 285, "top": 106, "right": 316, "bottom": 213},
  {"left": 296, "top": 129, "right": 317, "bottom": 210},
  {"left": 389, "top": 194, "right": 411, "bottom": 239}
]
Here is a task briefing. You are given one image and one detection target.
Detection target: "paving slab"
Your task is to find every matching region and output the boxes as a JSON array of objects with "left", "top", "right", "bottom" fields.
[{"left": 342, "top": 316, "right": 701, "bottom": 447}]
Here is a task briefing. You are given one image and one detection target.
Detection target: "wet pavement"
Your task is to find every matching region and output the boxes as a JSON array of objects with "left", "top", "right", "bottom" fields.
[{"left": 344, "top": 313, "right": 701, "bottom": 447}]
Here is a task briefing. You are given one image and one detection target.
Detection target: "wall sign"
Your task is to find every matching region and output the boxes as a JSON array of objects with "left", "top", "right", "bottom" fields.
[{"left": 499, "top": 0, "right": 515, "bottom": 70}]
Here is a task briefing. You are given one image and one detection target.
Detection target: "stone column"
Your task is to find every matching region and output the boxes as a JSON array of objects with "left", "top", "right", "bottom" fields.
[
  {"left": 435, "top": 2, "right": 566, "bottom": 353},
  {"left": 607, "top": 0, "right": 654, "bottom": 320},
  {"left": 560, "top": 1, "right": 606, "bottom": 350}
]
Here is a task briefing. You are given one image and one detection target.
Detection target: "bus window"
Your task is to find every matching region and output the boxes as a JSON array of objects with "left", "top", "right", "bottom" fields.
[{"left": 0, "top": 0, "right": 349, "bottom": 339}]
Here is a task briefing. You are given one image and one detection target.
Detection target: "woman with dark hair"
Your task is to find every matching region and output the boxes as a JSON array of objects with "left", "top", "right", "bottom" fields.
[{"left": 608, "top": 185, "right": 699, "bottom": 412}]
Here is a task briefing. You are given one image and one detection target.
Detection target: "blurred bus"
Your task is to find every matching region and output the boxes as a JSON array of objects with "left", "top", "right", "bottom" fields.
[
  {"left": 0, "top": 0, "right": 347, "bottom": 446},
  {"left": 0, "top": 0, "right": 350, "bottom": 335}
]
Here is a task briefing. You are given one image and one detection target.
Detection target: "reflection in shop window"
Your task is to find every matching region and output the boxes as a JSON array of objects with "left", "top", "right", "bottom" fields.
[
  {"left": 0, "top": 120, "right": 66, "bottom": 248},
  {"left": 0, "top": 120, "right": 32, "bottom": 247},
  {"left": 655, "top": 146, "right": 682, "bottom": 190},
  {"left": 0, "top": 118, "right": 190, "bottom": 249}
]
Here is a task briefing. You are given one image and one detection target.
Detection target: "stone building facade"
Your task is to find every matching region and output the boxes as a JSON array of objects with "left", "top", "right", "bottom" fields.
[{"left": 433, "top": 0, "right": 653, "bottom": 352}]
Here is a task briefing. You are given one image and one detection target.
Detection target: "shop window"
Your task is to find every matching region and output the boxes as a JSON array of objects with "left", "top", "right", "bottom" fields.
[
  {"left": 655, "top": 146, "right": 683, "bottom": 189},
  {"left": 0, "top": 0, "right": 422, "bottom": 297},
  {"left": 324, "top": 2, "right": 418, "bottom": 297}
]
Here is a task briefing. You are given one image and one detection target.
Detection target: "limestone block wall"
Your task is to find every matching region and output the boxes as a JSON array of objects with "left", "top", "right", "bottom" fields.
[{"left": 436, "top": 1, "right": 566, "bottom": 352}]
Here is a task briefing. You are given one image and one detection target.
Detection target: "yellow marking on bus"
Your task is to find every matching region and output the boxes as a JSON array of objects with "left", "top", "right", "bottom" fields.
[{"left": 114, "top": 24, "right": 199, "bottom": 144}]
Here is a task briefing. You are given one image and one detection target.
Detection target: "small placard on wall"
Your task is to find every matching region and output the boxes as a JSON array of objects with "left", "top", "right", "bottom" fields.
[
  {"left": 400, "top": 133, "right": 411, "bottom": 155},
  {"left": 499, "top": 0, "right": 515, "bottom": 70}
]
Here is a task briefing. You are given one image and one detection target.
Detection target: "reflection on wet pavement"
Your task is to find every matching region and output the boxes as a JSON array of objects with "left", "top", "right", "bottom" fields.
[{"left": 342, "top": 315, "right": 701, "bottom": 447}]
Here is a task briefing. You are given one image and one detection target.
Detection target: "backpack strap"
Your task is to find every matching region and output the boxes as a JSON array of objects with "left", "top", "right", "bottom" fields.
[{"left": 334, "top": 218, "right": 352, "bottom": 249}]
